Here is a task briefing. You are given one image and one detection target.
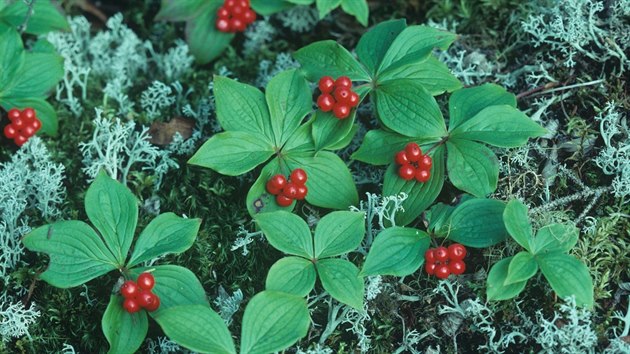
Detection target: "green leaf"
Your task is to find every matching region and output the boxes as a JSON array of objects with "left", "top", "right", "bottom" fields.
[
  {"left": 532, "top": 224, "right": 580, "bottom": 255},
  {"left": 446, "top": 139, "right": 499, "bottom": 197},
  {"left": 314, "top": 211, "right": 365, "bottom": 258},
  {"left": 213, "top": 75, "right": 273, "bottom": 138},
  {"left": 255, "top": 211, "right": 314, "bottom": 258},
  {"left": 503, "top": 199, "right": 533, "bottom": 252},
  {"left": 378, "top": 25, "right": 456, "bottom": 74},
  {"left": 0, "top": 97, "right": 58, "bottom": 135},
  {"left": 188, "top": 131, "right": 274, "bottom": 176},
  {"left": 340, "top": 0, "right": 368, "bottom": 26},
  {"left": 351, "top": 129, "right": 416, "bottom": 165},
  {"left": 425, "top": 202, "right": 455, "bottom": 236},
  {"left": 240, "top": 291, "right": 310, "bottom": 354},
  {"left": 246, "top": 159, "right": 295, "bottom": 216},
  {"left": 0, "top": 23, "right": 24, "bottom": 90},
  {"left": 84, "top": 171, "right": 138, "bottom": 265},
  {"left": 294, "top": 40, "right": 371, "bottom": 82},
  {"left": 311, "top": 110, "right": 355, "bottom": 151},
  {"left": 317, "top": 258, "right": 363, "bottom": 309},
  {"left": 153, "top": 305, "right": 236, "bottom": 354},
  {"left": 22, "top": 221, "right": 118, "bottom": 288},
  {"left": 288, "top": 151, "right": 358, "bottom": 209},
  {"left": 486, "top": 256, "right": 528, "bottom": 301},
  {"left": 266, "top": 69, "right": 312, "bottom": 145},
  {"left": 251, "top": 0, "right": 295, "bottom": 15},
  {"left": 1, "top": 52, "right": 63, "bottom": 98},
  {"left": 0, "top": 1, "right": 69, "bottom": 35},
  {"left": 316, "top": 0, "right": 342, "bottom": 19},
  {"left": 450, "top": 105, "right": 547, "bottom": 147},
  {"left": 360, "top": 227, "right": 429, "bottom": 276},
  {"left": 185, "top": 7, "right": 234, "bottom": 64},
  {"left": 356, "top": 19, "right": 406, "bottom": 74},
  {"left": 155, "top": 0, "right": 207, "bottom": 21},
  {"left": 505, "top": 252, "right": 538, "bottom": 285},
  {"left": 283, "top": 119, "right": 315, "bottom": 153},
  {"left": 448, "top": 198, "right": 508, "bottom": 248},
  {"left": 127, "top": 213, "right": 201, "bottom": 268},
  {"left": 102, "top": 295, "right": 148, "bottom": 354},
  {"left": 537, "top": 252, "right": 594, "bottom": 308},
  {"left": 375, "top": 79, "right": 446, "bottom": 138},
  {"left": 448, "top": 84, "right": 516, "bottom": 131},
  {"left": 266, "top": 257, "right": 316, "bottom": 296},
  {"left": 383, "top": 145, "right": 445, "bottom": 226},
  {"left": 326, "top": 123, "right": 358, "bottom": 151},
  {"left": 130, "top": 265, "right": 209, "bottom": 314},
  {"left": 378, "top": 56, "right": 462, "bottom": 95}
]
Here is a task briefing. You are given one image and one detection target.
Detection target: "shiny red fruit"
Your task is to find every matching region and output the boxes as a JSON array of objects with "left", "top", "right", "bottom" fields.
[
  {"left": 419, "top": 155, "right": 432, "bottom": 170},
  {"left": 225, "top": 0, "right": 237, "bottom": 8},
  {"left": 22, "top": 125, "right": 36, "bottom": 138},
  {"left": 405, "top": 142, "right": 422, "bottom": 162},
  {"left": 398, "top": 164, "right": 415, "bottom": 180},
  {"left": 295, "top": 185, "right": 308, "bottom": 200},
  {"left": 424, "top": 249, "right": 436, "bottom": 264},
  {"left": 333, "top": 87, "right": 351, "bottom": 104},
  {"left": 318, "top": 76, "right": 335, "bottom": 94},
  {"left": 395, "top": 151, "right": 409, "bottom": 165},
  {"left": 22, "top": 108, "right": 36, "bottom": 121},
  {"left": 268, "top": 174, "right": 287, "bottom": 194},
  {"left": 317, "top": 94, "right": 335, "bottom": 112},
  {"left": 232, "top": 4, "right": 244, "bottom": 16},
  {"left": 31, "top": 119, "right": 41, "bottom": 131},
  {"left": 144, "top": 294, "right": 160, "bottom": 311},
  {"left": 242, "top": 9, "right": 256, "bottom": 24},
  {"left": 231, "top": 18, "right": 246, "bottom": 32},
  {"left": 434, "top": 246, "right": 448, "bottom": 262},
  {"left": 415, "top": 169, "right": 430, "bottom": 183},
  {"left": 449, "top": 260, "right": 466, "bottom": 275},
  {"left": 276, "top": 194, "right": 293, "bottom": 207},
  {"left": 283, "top": 182, "right": 299, "bottom": 199},
  {"left": 4, "top": 124, "right": 17, "bottom": 139},
  {"left": 266, "top": 180, "right": 281, "bottom": 195},
  {"left": 216, "top": 18, "right": 230, "bottom": 32},
  {"left": 14, "top": 135, "right": 27, "bottom": 146},
  {"left": 348, "top": 92, "right": 359, "bottom": 107},
  {"left": 335, "top": 76, "right": 352, "bottom": 88},
  {"left": 290, "top": 168, "right": 307, "bottom": 185},
  {"left": 425, "top": 262, "right": 436, "bottom": 275},
  {"left": 12, "top": 117, "right": 25, "bottom": 129},
  {"left": 137, "top": 272, "right": 155, "bottom": 290},
  {"left": 435, "top": 264, "right": 451, "bottom": 279},
  {"left": 217, "top": 6, "right": 230, "bottom": 19},
  {"left": 123, "top": 298, "right": 141, "bottom": 313},
  {"left": 332, "top": 104, "right": 350, "bottom": 119},
  {"left": 448, "top": 243, "right": 467, "bottom": 261},
  {"left": 137, "top": 290, "right": 158, "bottom": 308},
  {"left": 8, "top": 109, "right": 21, "bottom": 121},
  {"left": 120, "top": 280, "right": 139, "bottom": 299}
]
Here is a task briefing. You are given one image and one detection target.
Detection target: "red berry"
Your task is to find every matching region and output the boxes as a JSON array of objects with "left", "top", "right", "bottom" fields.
[
  {"left": 425, "top": 262, "right": 436, "bottom": 275},
  {"left": 236, "top": 0, "right": 248, "bottom": 7},
  {"left": 317, "top": 94, "right": 335, "bottom": 112},
  {"left": 405, "top": 142, "right": 422, "bottom": 162},
  {"left": 447, "top": 244, "right": 467, "bottom": 261},
  {"left": 419, "top": 155, "right": 432, "bottom": 170},
  {"left": 268, "top": 174, "right": 287, "bottom": 193},
  {"left": 335, "top": 76, "right": 352, "bottom": 88},
  {"left": 232, "top": 4, "right": 244, "bottom": 16},
  {"left": 290, "top": 168, "right": 307, "bottom": 185},
  {"left": 217, "top": 6, "right": 230, "bottom": 19},
  {"left": 216, "top": 18, "right": 230, "bottom": 32},
  {"left": 225, "top": 0, "right": 237, "bottom": 8},
  {"left": 4, "top": 124, "right": 17, "bottom": 139},
  {"left": 434, "top": 246, "right": 448, "bottom": 262},
  {"left": 8, "top": 109, "right": 21, "bottom": 121},
  {"left": 449, "top": 260, "right": 466, "bottom": 275},
  {"left": 276, "top": 194, "right": 293, "bottom": 207},
  {"left": 424, "top": 249, "right": 436, "bottom": 264},
  {"left": 266, "top": 180, "right": 281, "bottom": 195},
  {"left": 348, "top": 91, "right": 359, "bottom": 107},
  {"left": 333, "top": 87, "right": 351, "bottom": 104},
  {"left": 395, "top": 151, "right": 409, "bottom": 165},
  {"left": 22, "top": 125, "right": 36, "bottom": 138},
  {"left": 137, "top": 272, "right": 155, "bottom": 291},
  {"left": 137, "top": 290, "right": 158, "bottom": 309},
  {"left": 120, "top": 280, "right": 139, "bottom": 299},
  {"left": 415, "top": 169, "right": 430, "bottom": 183},
  {"left": 242, "top": 9, "right": 256, "bottom": 24},
  {"left": 31, "top": 119, "right": 41, "bottom": 131},
  {"left": 144, "top": 294, "right": 160, "bottom": 312},
  {"left": 398, "top": 164, "right": 415, "bottom": 180},
  {"left": 14, "top": 134, "right": 27, "bottom": 146},
  {"left": 435, "top": 264, "right": 451, "bottom": 279},
  {"left": 12, "top": 117, "right": 25, "bottom": 129},
  {"left": 295, "top": 185, "right": 307, "bottom": 200},
  {"left": 123, "top": 298, "right": 141, "bottom": 313},
  {"left": 22, "top": 108, "right": 35, "bottom": 122},
  {"left": 231, "top": 18, "right": 246, "bottom": 32},
  {"left": 332, "top": 104, "right": 350, "bottom": 119},
  {"left": 318, "top": 76, "right": 335, "bottom": 94},
  {"left": 283, "top": 182, "right": 299, "bottom": 199}
]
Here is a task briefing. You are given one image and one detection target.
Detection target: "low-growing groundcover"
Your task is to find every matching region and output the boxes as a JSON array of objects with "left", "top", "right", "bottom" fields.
[{"left": 1, "top": 0, "right": 629, "bottom": 353}]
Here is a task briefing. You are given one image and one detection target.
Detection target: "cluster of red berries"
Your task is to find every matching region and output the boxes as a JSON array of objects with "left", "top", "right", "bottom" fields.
[
  {"left": 120, "top": 272, "right": 161, "bottom": 313},
  {"left": 395, "top": 142, "right": 433, "bottom": 182},
  {"left": 316, "top": 76, "right": 360, "bottom": 119},
  {"left": 425, "top": 243, "right": 467, "bottom": 279},
  {"left": 266, "top": 168, "right": 308, "bottom": 207},
  {"left": 215, "top": 0, "right": 256, "bottom": 33},
  {"left": 3, "top": 108, "right": 42, "bottom": 146}
]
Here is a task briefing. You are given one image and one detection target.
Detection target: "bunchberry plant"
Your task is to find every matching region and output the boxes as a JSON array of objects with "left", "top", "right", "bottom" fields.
[
  {"left": 256, "top": 210, "right": 366, "bottom": 308},
  {"left": 0, "top": 23, "right": 63, "bottom": 135},
  {"left": 288, "top": 0, "right": 369, "bottom": 26},
  {"left": 487, "top": 199, "right": 594, "bottom": 307},
  {"left": 0, "top": 0, "right": 68, "bottom": 35},
  {"left": 189, "top": 69, "right": 359, "bottom": 216},
  {"left": 3, "top": 108, "right": 42, "bottom": 146}
]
